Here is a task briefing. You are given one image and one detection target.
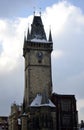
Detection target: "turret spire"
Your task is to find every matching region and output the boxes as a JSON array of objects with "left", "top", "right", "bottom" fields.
[
  {"left": 24, "top": 31, "right": 26, "bottom": 42},
  {"left": 27, "top": 26, "right": 30, "bottom": 40},
  {"left": 49, "top": 27, "right": 52, "bottom": 42}
]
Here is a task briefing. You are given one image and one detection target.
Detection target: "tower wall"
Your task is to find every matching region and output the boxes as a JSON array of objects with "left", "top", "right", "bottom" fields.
[{"left": 24, "top": 42, "right": 53, "bottom": 105}]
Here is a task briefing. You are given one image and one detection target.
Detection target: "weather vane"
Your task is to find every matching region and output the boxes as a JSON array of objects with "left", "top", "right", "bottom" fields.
[
  {"left": 33, "top": 6, "right": 36, "bottom": 16},
  {"left": 39, "top": 8, "right": 41, "bottom": 16}
]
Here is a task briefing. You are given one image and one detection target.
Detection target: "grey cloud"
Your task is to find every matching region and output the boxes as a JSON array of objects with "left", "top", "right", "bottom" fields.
[
  {"left": 0, "top": 58, "right": 24, "bottom": 115},
  {"left": 79, "top": 107, "right": 84, "bottom": 121},
  {"left": 52, "top": 19, "right": 84, "bottom": 99},
  {"left": 0, "top": 43, "right": 3, "bottom": 54}
]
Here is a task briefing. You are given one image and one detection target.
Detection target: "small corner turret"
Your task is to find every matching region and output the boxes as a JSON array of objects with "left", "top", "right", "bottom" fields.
[
  {"left": 49, "top": 28, "right": 53, "bottom": 42},
  {"left": 27, "top": 27, "right": 30, "bottom": 40}
]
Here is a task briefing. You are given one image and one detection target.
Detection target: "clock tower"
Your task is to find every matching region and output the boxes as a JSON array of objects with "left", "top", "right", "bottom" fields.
[
  {"left": 23, "top": 15, "right": 53, "bottom": 108},
  {"left": 9, "top": 13, "right": 78, "bottom": 130}
]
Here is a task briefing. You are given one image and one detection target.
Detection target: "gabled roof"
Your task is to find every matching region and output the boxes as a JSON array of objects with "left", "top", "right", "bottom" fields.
[{"left": 30, "top": 94, "right": 56, "bottom": 108}]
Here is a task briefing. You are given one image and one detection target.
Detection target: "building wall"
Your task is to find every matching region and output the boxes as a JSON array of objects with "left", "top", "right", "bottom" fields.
[
  {"left": 21, "top": 106, "right": 56, "bottom": 130},
  {"left": 0, "top": 116, "right": 8, "bottom": 130},
  {"left": 51, "top": 93, "right": 78, "bottom": 130}
]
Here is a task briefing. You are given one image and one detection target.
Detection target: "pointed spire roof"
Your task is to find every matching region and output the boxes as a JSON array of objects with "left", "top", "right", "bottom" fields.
[
  {"left": 30, "top": 15, "right": 47, "bottom": 40},
  {"left": 27, "top": 27, "right": 30, "bottom": 40},
  {"left": 49, "top": 29, "right": 52, "bottom": 42},
  {"left": 26, "top": 14, "right": 53, "bottom": 45},
  {"left": 24, "top": 31, "right": 26, "bottom": 42}
]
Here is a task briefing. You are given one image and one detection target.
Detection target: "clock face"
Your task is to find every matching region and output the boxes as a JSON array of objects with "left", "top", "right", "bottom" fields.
[
  {"left": 36, "top": 52, "right": 43, "bottom": 62},
  {"left": 38, "top": 52, "right": 43, "bottom": 57}
]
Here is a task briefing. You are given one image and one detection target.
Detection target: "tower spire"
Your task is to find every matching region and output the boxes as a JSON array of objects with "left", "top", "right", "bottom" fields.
[{"left": 31, "top": 15, "right": 47, "bottom": 40}]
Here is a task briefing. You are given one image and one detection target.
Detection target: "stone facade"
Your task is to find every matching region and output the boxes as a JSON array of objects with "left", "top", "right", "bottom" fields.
[
  {"left": 24, "top": 48, "right": 52, "bottom": 105},
  {"left": 29, "top": 107, "right": 56, "bottom": 130}
]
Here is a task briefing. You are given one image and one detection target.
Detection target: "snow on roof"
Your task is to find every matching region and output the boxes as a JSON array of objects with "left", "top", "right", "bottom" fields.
[
  {"left": 31, "top": 38, "right": 48, "bottom": 43},
  {"left": 30, "top": 94, "right": 42, "bottom": 106},
  {"left": 30, "top": 94, "right": 56, "bottom": 107},
  {"left": 21, "top": 112, "right": 28, "bottom": 116}
]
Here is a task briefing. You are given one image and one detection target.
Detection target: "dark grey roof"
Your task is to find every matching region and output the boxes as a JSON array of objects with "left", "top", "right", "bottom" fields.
[{"left": 27, "top": 16, "right": 47, "bottom": 40}]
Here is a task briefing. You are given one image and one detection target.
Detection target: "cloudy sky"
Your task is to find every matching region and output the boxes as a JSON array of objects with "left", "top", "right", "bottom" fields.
[{"left": 0, "top": 0, "right": 84, "bottom": 122}]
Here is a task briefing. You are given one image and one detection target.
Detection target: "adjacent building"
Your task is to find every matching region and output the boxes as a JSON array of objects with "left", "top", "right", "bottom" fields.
[
  {"left": 9, "top": 103, "right": 21, "bottom": 130},
  {"left": 51, "top": 93, "right": 78, "bottom": 130},
  {"left": 0, "top": 116, "right": 8, "bottom": 130}
]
